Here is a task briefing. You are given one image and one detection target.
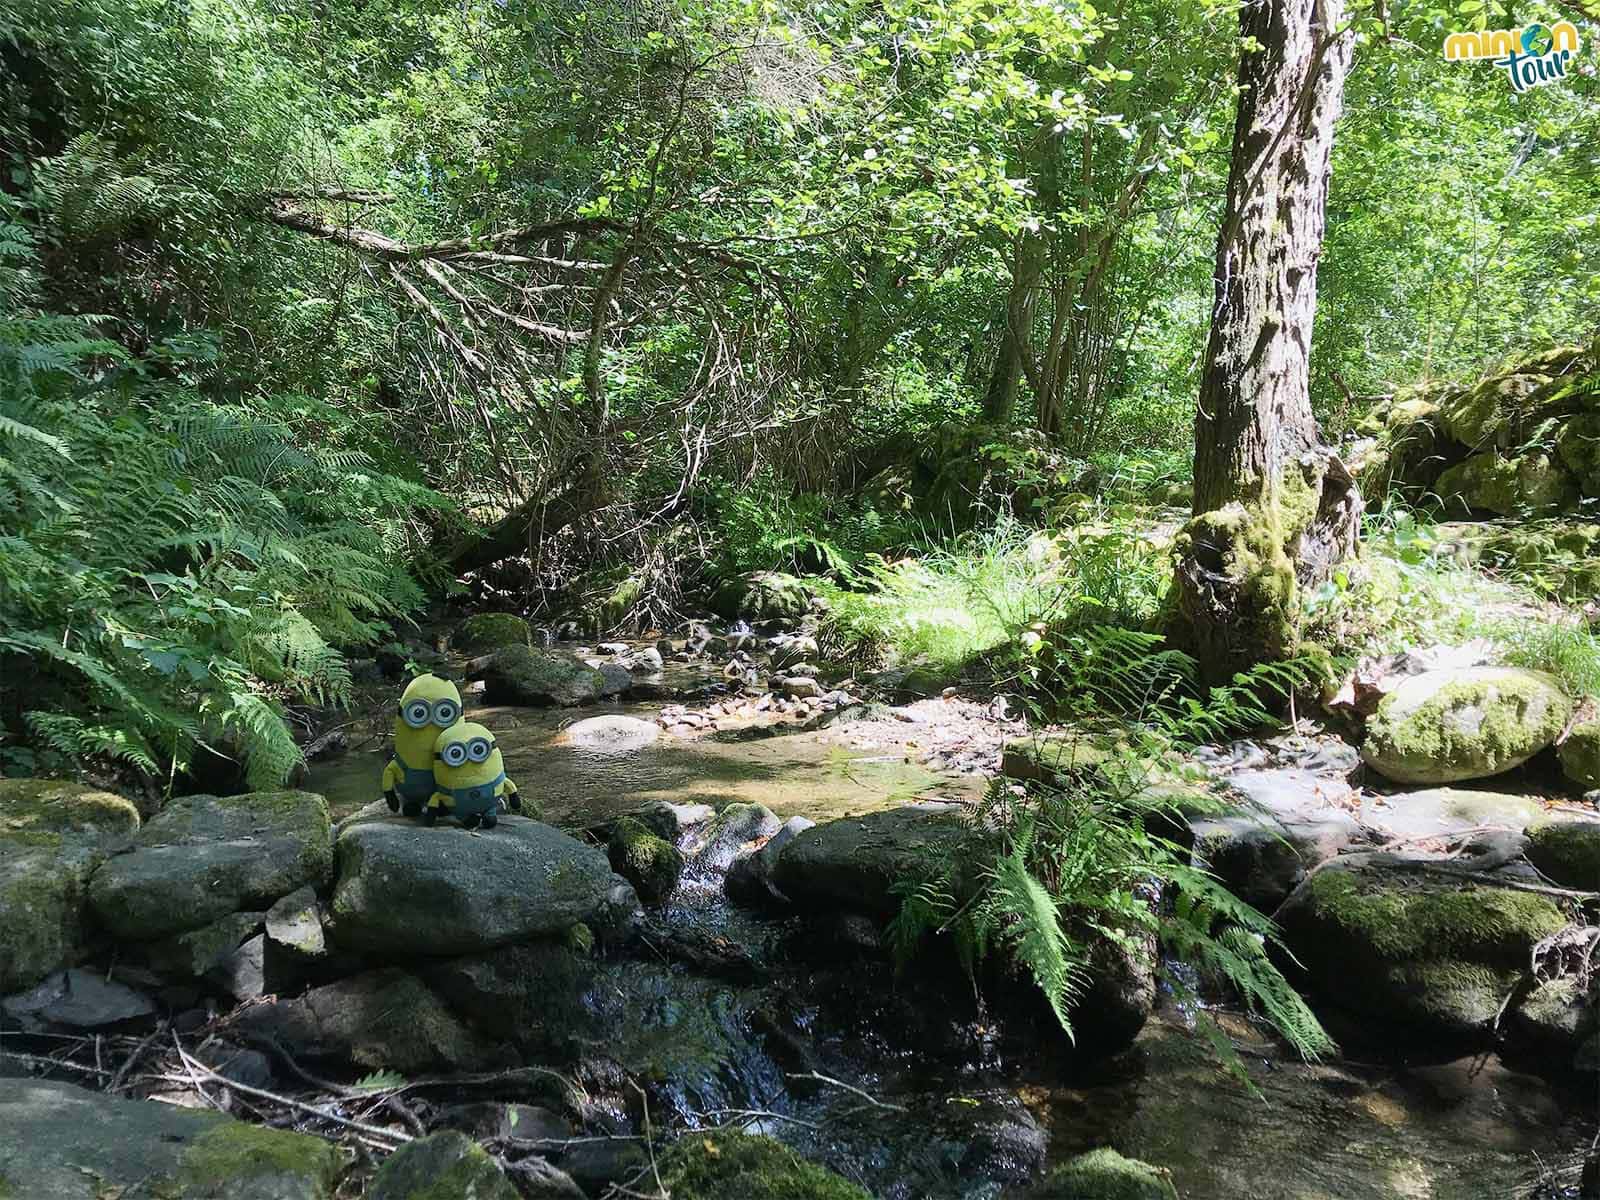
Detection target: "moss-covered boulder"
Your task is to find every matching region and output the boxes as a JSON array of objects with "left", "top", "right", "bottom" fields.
[
  {"left": 773, "top": 803, "right": 966, "bottom": 918},
  {"left": 1558, "top": 717, "right": 1600, "bottom": 792},
  {"left": 657, "top": 1131, "right": 869, "bottom": 1200},
  {"left": 0, "top": 779, "right": 140, "bottom": 993},
  {"left": 483, "top": 644, "right": 606, "bottom": 706},
  {"left": 1437, "top": 370, "right": 1560, "bottom": 448},
  {"left": 1001, "top": 732, "right": 1118, "bottom": 785},
  {"left": 369, "top": 1131, "right": 520, "bottom": 1200},
  {"left": 1041, "top": 1148, "right": 1178, "bottom": 1200},
  {"left": 1360, "top": 667, "right": 1571, "bottom": 785},
  {"left": 709, "top": 571, "right": 813, "bottom": 622},
  {"left": 88, "top": 790, "right": 333, "bottom": 941},
  {"left": 1555, "top": 411, "right": 1600, "bottom": 493},
  {"left": 1434, "top": 451, "right": 1578, "bottom": 516},
  {"left": 0, "top": 1076, "right": 341, "bottom": 1198},
  {"left": 1522, "top": 817, "right": 1600, "bottom": 889},
  {"left": 455, "top": 611, "right": 531, "bottom": 651},
  {"left": 1277, "top": 853, "right": 1567, "bottom": 1039},
  {"left": 607, "top": 816, "right": 683, "bottom": 906}
]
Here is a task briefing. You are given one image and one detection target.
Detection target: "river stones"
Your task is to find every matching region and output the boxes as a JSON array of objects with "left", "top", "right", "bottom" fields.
[
  {"left": 1277, "top": 852, "right": 1567, "bottom": 1039},
  {"left": 1358, "top": 786, "right": 1544, "bottom": 841},
  {"left": 773, "top": 803, "right": 966, "bottom": 917},
  {"left": 370, "top": 1131, "right": 524, "bottom": 1200},
  {"left": 1522, "top": 816, "right": 1600, "bottom": 889},
  {"left": 484, "top": 644, "right": 607, "bottom": 706},
  {"left": 565, "top": 714, "right": 660, "bottom": 753},
  {"left": 455, "top": 611, "right": 531, "bottom": 651},
  {"left": 607, "top": 816, "right": 683, "bottom": 906},
  {"left": 657, "top": 1130, "right": 870, "bottom": 1200},
  {"left": 1042, "top": 1148, "right": 1177, "bottom": 1200},
  {"left": 691, "top": 802, "right": 781, "bottom": 871},
  {"left": 1558, "top": 716, "right": 1600, "bottom": 791},
  {"left": 727, "top": 815, "right": 815, "bottom": 907},
  {"left": 1360, "top": 667, "right": 1571, "bottom": 785},
  {"left": 0, "top": 1077, "right": 341, "bottom": 1199},
  {"left": 329, "top": 813, "right": 623, "bottom": 956},
  {"left": 709, "top": 571, "right": 813, "bottom": 622},
  {"left": 0, "top": 778, "right": 140, "bottom": 992},
  {"left": 87, "top": 790, "right": 331, "bottom": 942}
]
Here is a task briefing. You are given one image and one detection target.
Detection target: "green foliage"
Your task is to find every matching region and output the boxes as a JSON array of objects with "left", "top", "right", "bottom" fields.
[{"left": 1494, "top": 620, "right": 1600, "bottom": 700}]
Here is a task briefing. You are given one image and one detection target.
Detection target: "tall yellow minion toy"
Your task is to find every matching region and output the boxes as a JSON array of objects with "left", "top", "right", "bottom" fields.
[
  {"left": 427, "top": 721, "right": 521, "bottom": 829},
  {"left": 382, "top": 674, "right": 463, "bottom": 817}
]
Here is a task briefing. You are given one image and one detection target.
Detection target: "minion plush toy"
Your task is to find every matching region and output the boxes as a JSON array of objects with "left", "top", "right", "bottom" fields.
[
  {"left": 382, "top": 674, "right": 463, "bottom": 817},
  {"left": 427, "top": 721, "right": 521, "bottom": 829}
]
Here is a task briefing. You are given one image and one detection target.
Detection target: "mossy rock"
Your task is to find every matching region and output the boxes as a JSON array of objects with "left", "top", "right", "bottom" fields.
[
  {"left": 1558, "top": 717, "right": 1600, "bottom": 792},
  {"left": 178, "top": 1119, "right": 344, "bottom": 1197},
  {"left": 455, "top": 612, "right": 530, "bottom": 651},
  {"left": 1042, "top": 1148, "right": 1178, "bottom": 1200},
  {"left": 1002, "top": 732, "right": 1119, "bottom": 785},
  {"left": 1277, "top": 853, "right": 1566, "bottom": 1039},
  {"left": 1523, "top": 817, "right": 1600, "bottom": 889},
  {"left": 709, "top": 571, "right": 813, "bottom": 622},
  {"left": 483, "top": 644, "right": 605, "bottom": 707},
  {"left": 369, "top": 1131, "right": 519, "bottom": 1200},
  {"left": 1361, "top": 667, "right": 1571, "bottom": 785},
  {"left": 1555, "top": 411, "right": 1600, "bottom": 494},
  {"left": 0, "top": 779, "right": 140, "bottom": 993},
  {"left": 657, "top": 1131, "right": 869, "bottom": 1200},
  {"left": 1438, "top": 371, "right": 1560, "bottom": 449},
  {"left": 1434, "top": 451, "right": 1578, "bottom": 517},
  {"left": 607, "top": 816, "right": 683, "bottom": 906}
]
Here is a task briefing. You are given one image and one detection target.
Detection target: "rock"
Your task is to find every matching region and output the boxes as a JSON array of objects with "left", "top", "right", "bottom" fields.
[
  {"left": 0, "top": 778, "right": 140, "bottom": 993},
  {"left": 484, "top": 645, "right": 606, "bottom": 706},
  {"left": 630, "top": 646, "right": 665, "bottom": 672},
  {"left": 438, "top": 1102, "right": 572, "bottom": 1144},
  {"left": 778, "top": 675, "right": 823, "bottom": 699},
  {"left": 234, "top": 968, "right": 503, "bottom": 1072},
  {"left": 773, "top": 804, "right": 965, "bottom": 918},
  {"left": 1359, "top": 786, "right": 1544, "bottom": 842},
  {"left": 1556, "top": 412, "right": 1600, "bottom": 493},
  {"left": 88, "top": 791, "right": 333, "bottom": 942},
  {"left": 709, "top": 571, "right": 814, "bottom": 622},
  {"left": 1523, "top": 816, "right": 1600, "bottom": 889},
  {"left": 561, "top": 1142, "right": 652, "bottom": 1196},
  {"left": 597, "top": 640, "right": 631, "bottom": 655},
  {"left": 565, "top": 715, "right": 660, "bottom": 753},
  {"left": 1434, "top": 451, "right": 1578, "bottom": 516},
  {"left": 1508, "top": 974, "right": 1599, "bottom": 1059},
  {"left": 146, "top": 911, "right": 265, "bottom": 979},
  {"left": 943, "top": 1095, "right": 1048, "bottom": 1184},
  {"left": 656, "top": 637, "right": 677, "bottom": 658},
  {"left": 1360, "top": 667, "right": 1572, "bottom": 785},
  {"left": 589, "top": 800, "right": 712, "bottom": 844},
  {"left": 3, "top": 967, "right": 155, "bottom": 1030},
  {"left": 265, "top": 885, "right": 325, "bottom": 959},
  {"left": 197, "top": 1042, "right": 275, "bottom": 1091},
  {"left": 692, "top": 802, "right": 781, "bottom": 871},
  {"left": 370, "top": 1131, "right": 521, "bottom": 1200},
  {"left": 657, "top": 1130, "right": 870, "bottom": 1200},
  {"left": 1042, "top": 1148, "right": 1178, "bottom": 1199},
  {"left": 769, "top": 634, "right": 819, "bottom": 669},
  {"left": 1277, "top": 852, "right": 1567, "bottom": 1039},
  {"left": 1001, "top": 732, "right": 1118, "bottom": 784},
  {"left": 607, "top": 817, "right": 684, "bottom": 906},
  {"left": 212, "top": 932, "right": 267, "bottom": 1003},
  {"left": 596, "top": 661, "right": 633, "bottom": 699},
  {"left": 0, "top": 1077, "right": 341, "bottom": 1199},
  {"left": 330, "top": 814, "right": 621, "bottom": 958},
  {"left": 457, "top": 611, "right": 532, "bottom": 651},
  {"left": 1559, "top": 717, "right": 1600, "bottom": 791},
  {"left": 1191, "top": 813, "right": 1356, "bottom": 914},
  {"left": 727, "top": 815, "right": 815, "bottom": 907}
]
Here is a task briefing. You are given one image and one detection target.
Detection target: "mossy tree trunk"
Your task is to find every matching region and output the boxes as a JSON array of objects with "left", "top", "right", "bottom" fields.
[{"left": 1172, "top": 0, "right": 1360, "bottom": 680}]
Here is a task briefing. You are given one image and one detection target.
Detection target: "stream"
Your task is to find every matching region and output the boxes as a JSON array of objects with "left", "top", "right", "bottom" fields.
[{"left": 306, "top": 680, "right": 1598, "bottom": 1199}]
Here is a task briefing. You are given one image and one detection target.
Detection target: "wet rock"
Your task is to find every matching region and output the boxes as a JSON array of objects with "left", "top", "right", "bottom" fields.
[
  {"left": 330, "top": 813, "right": 621, "bottom": 957},
  {"left": 0, "top": 778, "right": 140, "bottom": 993},
  {"left": 1359, "top": 786, "right": 1544, "bottom": 841},
  {"left": 597, "top": 640, "right": 631, "bottom": 655},
  {"left": 370, "top": 1131, "right": 521, "bottom": 1200},
  {"left": 727, "top": 815, "right": 815, "bottom": 907},
  {"left": 1277, "top": 852, "right": 1567, "bottom": 1039},
  {"left": 484, "top": 645, "right": 607, "bottom": 706},
  {"left": 197, "top": 1042, "right": 275, "bottom": 1090},
  {"left": 88, "top": 790, "right": 332, "bottom": 942},
  {"left": 710, "top": 571, "right": 814, "bottom": 622},
  {"left": 1042, "top": 1148, "right": 1177, "bottom": 1199},
  {"left": 561, "top": 1141, "right": 652, "bottom": 1196},
  {"left": 692, "top": 802, "right": 782, "bottom": 871},
  {"left": 1559, "top": 716, "right": 1600, "bottom": 791},
  {"left": 656, "top": 637, "right": 677, "bottom": 659},
  {"left": 1360, "top": 667, "right": 1571, "bottom": 785},
  {"left": 597, "top": 661, "right": 633, "bottom": 699},
  {"left": 589, "top": 800, "right": 713, "bottom": 844},
  {"left": 631, "top": 646, "right": 665, "bottom": 672},
  {"left": 565, "top": 715, "right": 660, "bottom": 753},
  {"left": 1522, "top": 816, "right": 1600, "bottom": 889},
  {"left": 235, "top": 968, "right": 504, "bottom": 1072},
  {"left": 457, "top": 611, "right": 532, "bottom": 651},
  {"left": 3, "top": 967, "right": 155, "bottom": 1030},
  {"left": 949, "top": 1096, "right": 1049, "bottom": 1184},
  {"left": 657, "top": 1129, "right": 870, "bottom": 1200},
  {"left": 774, "top": 804, "right": 966, "bottom": 918},
  {"left": 607, "top": 816, "right": 684, "bottom": 906},
  {"left": 439, "top": 1102, "right": 572, "bottom": 1144},
  {"left": 213, "top": 932, "right": 267, "bottom": 1003},
  {"left": 0, "top": 1077, "right": 341, "bottom": 1198}
]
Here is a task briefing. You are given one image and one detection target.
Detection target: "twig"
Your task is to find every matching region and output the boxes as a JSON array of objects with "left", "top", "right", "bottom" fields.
[
  {"left": 109, "top": 1026, "right": 166, "bottom": 1093},
  {"left": 785, "top": 1071, "right": 907, "bottom": 1112},
  {"left": 0, "top": 1050, "right": 113, "bottom": 1079}
]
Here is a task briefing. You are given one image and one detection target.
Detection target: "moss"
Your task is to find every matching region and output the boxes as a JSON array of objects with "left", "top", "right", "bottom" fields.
[
  {"left": 1393, "top": 960, "right": 1519, "bottom": 1029},
  {"left": 0, "top": 844, "right": 89, "bottom": 992},
  {"left": 598, "top": 575, "right": 644, "bottom": 630},
  {"left": 1042, "top": 1148, "right": 1177, "bottom": 1200},
  {"left": 1305, "top": 869, "right": 1565, "bottom": 964},
  {"left": 1559, "top": 719, "right": 1600, "bottom": 791},
  {"left": 177, "top": 1120, "right": 341, "bottom": 1196},
  {"left": 485, "top": 644, "right": 604, "bottom": 706},
  {"left": 607, "top": 816, "right": 683, "bottom": 906},
  {"left": 1524, "top": 818, "right": 1600, "bottom": 889},
  {"left": 1435, "top": 451, "right": 1578, "bottom": 516},
  {"left": 456, "top": 612, "right": 530, "bottom": 651},
  {"left": 658, "top": 1131, "right": 870, "bottom": 1200},
  {"left": 369, "top": 1132, "right": 515, "bottom": 1200},
  {"left": 710, "top": 572, "right": 812, "bottom": 622},
  {"left": 1364, "top": 670, "right": 1571, "bottom": 783},
  {"left": 0, "top": 779, "right": 139, "bottom": 839}
]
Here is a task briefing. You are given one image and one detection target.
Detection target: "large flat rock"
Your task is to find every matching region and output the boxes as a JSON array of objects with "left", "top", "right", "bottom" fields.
[
  {"left": 772, "top": 803, "right": 966, "bottom": 917},
  {"left": 0, "top": 1077, "right": 340, "bottom": 1198},
  {"left": 88, "top": 791, "right": 333, "bottom": 941},
  {"left": 329, "top": 814, "right": 624, "bottom": 957}
]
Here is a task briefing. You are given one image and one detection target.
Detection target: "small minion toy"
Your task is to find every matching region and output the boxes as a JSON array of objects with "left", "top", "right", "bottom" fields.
[
  {"left": 382, "top": 674, "right": 463, "bottom": 817},
  {"left": 427, "top": 721, "right": 521, "bottom": 829}
]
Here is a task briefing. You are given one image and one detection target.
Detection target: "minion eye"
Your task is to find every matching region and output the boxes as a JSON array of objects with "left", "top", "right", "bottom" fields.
[
  {"left": 467, "top": 738, "right": 492, "bottom": 763},
  {"left": 403, "top": 700, "right": 432, "bottom": 728},
  {"left": 432, "top": 700, "right": 460, "bottom": 726},
  {"left": 442, "top": 742, "right": 468, "bottom": 767}
]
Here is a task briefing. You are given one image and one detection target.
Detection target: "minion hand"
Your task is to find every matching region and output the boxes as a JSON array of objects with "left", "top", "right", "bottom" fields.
[
  {"left": 384, "top": 788, "right": 400, "bottom": 813},
  {"left": 506, "top": 788, "right": 523, "bottom": 813}
]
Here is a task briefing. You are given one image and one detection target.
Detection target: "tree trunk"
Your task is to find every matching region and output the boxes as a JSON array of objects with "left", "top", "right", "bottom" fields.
[{"left": 1171, "top": 0, "right": 1360, "bottom": 680}]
